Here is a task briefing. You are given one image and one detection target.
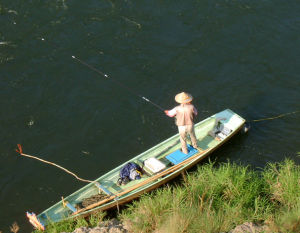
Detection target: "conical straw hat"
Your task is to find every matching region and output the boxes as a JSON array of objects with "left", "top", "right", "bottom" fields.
[{"left": 175, "top": 92, "right": 193, "bottom": 104}]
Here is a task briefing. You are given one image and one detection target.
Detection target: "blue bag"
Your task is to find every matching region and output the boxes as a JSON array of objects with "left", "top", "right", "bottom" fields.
[{"left": 117, "top": 162, "right": 142, "bottom": 185}]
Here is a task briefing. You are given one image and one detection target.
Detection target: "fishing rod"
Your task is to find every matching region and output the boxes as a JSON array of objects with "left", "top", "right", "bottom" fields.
[
  {"left": 71, "top": 55, "right": 165, "bottom": 111},
  {"left": 40, "top": 37, "right": 165, "bottom": 112}
]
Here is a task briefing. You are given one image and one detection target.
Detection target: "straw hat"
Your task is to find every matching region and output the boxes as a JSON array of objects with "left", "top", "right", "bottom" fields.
[{"left": 175, "top": 92, "right": 193, "bottom": 104}]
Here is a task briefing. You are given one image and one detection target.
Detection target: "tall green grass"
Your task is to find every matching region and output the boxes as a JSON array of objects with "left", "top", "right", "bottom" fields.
[
  {"left": 120, "top": 159, "right": 300, "bottom": 233},
  {"left": 263, "top": 159, "right": 300, "bottom": 232}
]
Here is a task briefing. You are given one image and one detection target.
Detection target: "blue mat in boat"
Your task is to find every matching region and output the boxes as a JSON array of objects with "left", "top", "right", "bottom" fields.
[{"left": 166, "top": 144, "right": 198, "bottom": 165}]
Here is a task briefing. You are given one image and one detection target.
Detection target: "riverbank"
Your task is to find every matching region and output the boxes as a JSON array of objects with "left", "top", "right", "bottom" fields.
[{"left": 30, "top": 158, "right": 300, "bottom": 233}]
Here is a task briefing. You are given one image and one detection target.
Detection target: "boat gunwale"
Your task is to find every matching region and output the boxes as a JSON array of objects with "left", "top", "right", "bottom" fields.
[{"left": 37, "top": 109, "right": 246, "bottom": 223}]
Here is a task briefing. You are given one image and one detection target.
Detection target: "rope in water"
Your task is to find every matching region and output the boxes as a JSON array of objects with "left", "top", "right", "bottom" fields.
[
  {"left": 250, "top": 110, "right": 300, "bottom": 122},
  {"left": 15, "top": 144, "right": 93, "bottom": 184}
]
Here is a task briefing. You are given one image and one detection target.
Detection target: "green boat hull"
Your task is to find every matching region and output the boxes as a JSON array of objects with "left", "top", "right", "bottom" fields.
[{"left": 33, "top": 109, "right": 245, "bottom": 227}]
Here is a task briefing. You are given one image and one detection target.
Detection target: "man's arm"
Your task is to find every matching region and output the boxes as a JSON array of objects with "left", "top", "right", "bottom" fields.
[{"left": 164, "top": 107, "right": 177, "bottom": 117}]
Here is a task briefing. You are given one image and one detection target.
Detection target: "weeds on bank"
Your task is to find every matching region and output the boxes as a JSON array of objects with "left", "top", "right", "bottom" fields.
[
  {"left": 264, "top": 159, "right": 300, "bottom": 233},
  {"left": 33, "top": 211, "right": 106, "bottom": 233},
  {"left": 264, "top": 159, "right": 300, "bottom": 208},
  {"left": 120, "top": 159, "right": 300, "bottom": 233},
  {"left": 10, "top": 222, "right": 20, "bottom": 233}
]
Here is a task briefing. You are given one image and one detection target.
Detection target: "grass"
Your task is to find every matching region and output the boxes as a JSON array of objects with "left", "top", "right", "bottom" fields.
[
  {"left": 120, "top": 159, "right": 300, "bottom": 233},
  {"left": 30, "top": 158, "right": 300, "bottom": 233}
]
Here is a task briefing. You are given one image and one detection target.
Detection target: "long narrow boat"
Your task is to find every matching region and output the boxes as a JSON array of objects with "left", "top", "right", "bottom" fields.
[{"left": 29, "top": 109, "right": 245, "bottom": 230}]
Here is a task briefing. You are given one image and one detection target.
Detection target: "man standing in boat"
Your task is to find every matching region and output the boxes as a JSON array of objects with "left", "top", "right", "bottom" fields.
[{"left": 164, "top": 92, "right": 198, "bottom": 154}]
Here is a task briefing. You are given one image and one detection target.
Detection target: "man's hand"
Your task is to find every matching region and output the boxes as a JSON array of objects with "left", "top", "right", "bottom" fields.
[{"left": 164, "top": 109, "right": 176, "bottom": 117}]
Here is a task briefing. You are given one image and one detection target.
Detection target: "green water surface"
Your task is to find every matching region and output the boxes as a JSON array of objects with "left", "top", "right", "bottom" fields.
[{"left": 0, "top": 0, "right": 299, "bottom": 231}]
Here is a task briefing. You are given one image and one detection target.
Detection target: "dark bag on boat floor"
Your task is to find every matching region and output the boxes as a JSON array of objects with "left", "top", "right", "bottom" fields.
[{"left": 117, "top": 162, "right": 142, "bottom": 185}]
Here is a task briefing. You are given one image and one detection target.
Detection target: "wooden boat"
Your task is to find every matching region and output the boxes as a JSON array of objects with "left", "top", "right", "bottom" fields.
[{"left": 29, "top": 109, "right": 245, "bottom": 229}]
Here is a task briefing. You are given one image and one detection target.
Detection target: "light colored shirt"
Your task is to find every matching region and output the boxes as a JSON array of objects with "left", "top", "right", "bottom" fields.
[{"left": 166, "top": 104, "right": 198, "bottom": 126}]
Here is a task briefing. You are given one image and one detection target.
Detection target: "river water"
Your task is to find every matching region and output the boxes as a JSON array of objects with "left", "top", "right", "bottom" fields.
[{"left": 1, "top": 0, "right": 299, "bottom": 231}]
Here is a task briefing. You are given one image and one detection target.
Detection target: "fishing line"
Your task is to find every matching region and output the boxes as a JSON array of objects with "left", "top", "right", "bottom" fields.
[
  {"left": 39, "top": 37, "right": 164, "bottom": 112},
  {"left": 250, "top": 110, "right": 300, "bottom": 122},
  {"left": 71, "top": 55, "right": 165, "bottom": 111}
]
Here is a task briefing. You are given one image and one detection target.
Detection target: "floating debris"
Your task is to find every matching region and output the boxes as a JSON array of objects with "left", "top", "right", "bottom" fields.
[
  {"left": 90, "top": 17, "right": 103, "bottom": 22},
  {"left": 27, "top": 117, "right": 34, "bottom": 127},
  {"left": 121, "top": 16, "right": 141, "bottom": 29},
  {"left": 8, "top": 10, "right": 18, "bottom": 15},
  {"left": 0, "top": 56, "right": 14, "bottom": 64},
  {"left": 0, "top": 41, "right": 10, "bottom": 45},
  {"left": 81, "top": 151, "right": 90, "bottom": 155},
  {"left": 0, "top": 41, "right": 16, "bottom": 47}
]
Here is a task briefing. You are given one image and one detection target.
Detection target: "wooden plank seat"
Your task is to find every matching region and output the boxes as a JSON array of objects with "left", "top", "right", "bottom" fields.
[
  {"left": 61, "top": 197, "right": 77, "bottom": 213},
  {"left": 94, "top": 182, "right": 114, "bottom": 196}
]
